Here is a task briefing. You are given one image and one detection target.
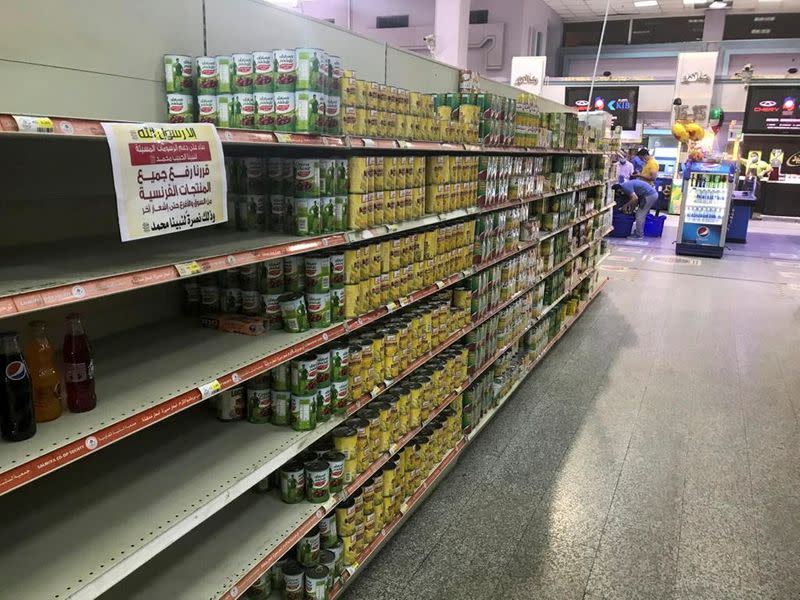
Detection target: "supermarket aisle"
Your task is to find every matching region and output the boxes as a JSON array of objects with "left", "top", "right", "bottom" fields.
[{"left": 341, "top": 232, "right": 800, "bottom": 600}]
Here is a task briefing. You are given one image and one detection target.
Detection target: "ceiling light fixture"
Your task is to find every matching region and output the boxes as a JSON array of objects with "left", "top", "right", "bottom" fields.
[
  {"left": 758, "top": 0, "right": 782, "bottom": 3},
  {"left": 634, "top": 0, "right": 658, "bottom": 6},
  {"left": 709, "top": 0, "right": 728, "bottom": 7},
  {"left": 683, "top": 0, "right": 695, "bottom": 4}
]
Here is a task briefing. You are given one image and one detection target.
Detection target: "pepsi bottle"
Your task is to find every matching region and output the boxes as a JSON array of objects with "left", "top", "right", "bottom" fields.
[{"left": 0, "top": 332, "right": 36, "bottom": 441}]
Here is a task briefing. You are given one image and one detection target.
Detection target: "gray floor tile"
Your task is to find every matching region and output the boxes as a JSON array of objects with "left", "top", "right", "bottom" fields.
[
  {"left": 494, "top": 528, "right": 596, "bottom": 600},
  {"left": 584, "top": 515, "right": 679, "bottom": 600}
]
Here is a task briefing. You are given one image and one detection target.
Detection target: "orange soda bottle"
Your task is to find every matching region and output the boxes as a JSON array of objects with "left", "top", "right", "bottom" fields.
[{"left": 25, "top": 321, "right": 63, "bottom": 422}]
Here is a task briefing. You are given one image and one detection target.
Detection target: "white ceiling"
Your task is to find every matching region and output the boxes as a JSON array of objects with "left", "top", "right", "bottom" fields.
[{"left": 541, "top": 0, "right": 800, "bottom": 20}]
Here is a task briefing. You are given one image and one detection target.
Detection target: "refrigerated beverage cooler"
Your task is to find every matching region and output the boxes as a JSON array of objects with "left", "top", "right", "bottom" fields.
[{"left": 676, "top": 162, "right": 734, "bottom": 258}]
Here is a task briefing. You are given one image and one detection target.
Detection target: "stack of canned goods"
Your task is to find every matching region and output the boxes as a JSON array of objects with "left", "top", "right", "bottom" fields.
[
  {"left": 340, "top": 74, "right": 439, "bottom": 141},
  {"left": 345, "top": 291, "right": 471, "bottom": 402},
  {"left": 423, "top": 155, "right": 479, "bottom": 214},
  {"left": 472, "top": 205, "right": 528, "bottom": 266},
  {"left": 346, "top": 155, "right": 426, "bottom": 230},
  {"left": 226, "top": 156, "right": 348, "bottom": 237},
  {"left": 163, "top": 48, "right": 343, "bottom": 133},
  {"left": 333, "top": 399, "right": 462, "bottom": 567},
  {"left": 184, "top": 253, "right": 346, "bottom": 332},
  {"left": 465, "top": 289, "right": 534, "bottom": 375},
  {"left": 342, "top": 221, "right": 475, "bottom": 318},
  {"left": 461, "top": 246, "right": 539, "bottom": 318},
  {"left": 266, "top": 513, "right": 343, "bottom": 600},
  {"left": 211, "top": 344, "right": 349, "bottom": 426}
]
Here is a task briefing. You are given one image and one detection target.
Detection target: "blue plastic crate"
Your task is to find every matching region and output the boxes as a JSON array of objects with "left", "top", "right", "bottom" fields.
[
  {"left": 644, "top": 214, "right": 667, "bottom": 238},
  {"left": 609, "top": 213, "right": 635, "bottom": 238}
]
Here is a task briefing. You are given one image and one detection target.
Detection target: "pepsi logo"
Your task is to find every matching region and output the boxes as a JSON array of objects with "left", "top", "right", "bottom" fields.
[
  {"left": 697, "top": 226, "right": 710, "bottom": 238},
  {"left": 783, "top": 97, "right": 797, "bottom": 111},
  {"left": 759, "top": 100, "right": 777, "bottom": 107},
  {"left": 575, "top": 100, "right": 589, "bottom": 107},
  {"left": 5, "top": 360, "right": 27, "bottom": 381}
]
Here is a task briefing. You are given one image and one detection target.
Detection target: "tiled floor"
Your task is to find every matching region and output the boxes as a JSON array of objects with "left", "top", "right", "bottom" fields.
[{"left": 341, "top": 217, "right": 800, "bottom": 600}]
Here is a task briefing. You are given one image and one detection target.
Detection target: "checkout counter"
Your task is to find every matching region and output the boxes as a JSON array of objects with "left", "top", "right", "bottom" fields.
[{"left": 756, "top": 180, "right": 800, "bottom": 217}]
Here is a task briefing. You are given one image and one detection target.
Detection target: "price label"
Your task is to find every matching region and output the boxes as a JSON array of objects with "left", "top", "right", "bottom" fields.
[
  {"left": 13, "top": 115, "right": 54, "bottom": 133},
  {"left": 434, "top": 280, "right": 446, "bottom": 289},
  {"left": 386, "top": 301, "right": 397, "bottom": 312},
  {"left": 174, "top": 260, "right": 205, "bottom": 277},
  {"left": 275, "top": 132, "right": 293, "bottom": 143},
  {"left": 385, "top": 223, "right": 398, "bottom": 232},
  {"left": 399, "top": 501, "right": 409, "bottom": 514},
  {"left": 361, "top": 229, "right": 374, "bottom": 240},
  {"left": 362, "top": 138, "right": 376, "bottom": 147},
  {"left": 398, "top": 140, "right": 412, "bottom": 149},
  {"left": 398, "top": 297, "right": 410, "bottom": 307},
  {"left": 198, "top": 379, "right": 222, "bottom": 399}
]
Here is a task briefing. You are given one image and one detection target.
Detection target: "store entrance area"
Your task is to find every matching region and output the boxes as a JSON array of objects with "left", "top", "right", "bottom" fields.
[{"left": 342, "top": 224, "right": 800, "bottom": 600}]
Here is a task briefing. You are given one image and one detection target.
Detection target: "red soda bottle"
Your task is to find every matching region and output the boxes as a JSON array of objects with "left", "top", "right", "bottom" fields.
[{"left": 63, "top": 313, "right": 97, "bottom": 412}]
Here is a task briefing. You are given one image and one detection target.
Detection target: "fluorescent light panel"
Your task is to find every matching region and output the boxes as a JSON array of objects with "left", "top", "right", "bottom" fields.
[{"left": 634, "top": 0, "right": 658, "bottom": 6}]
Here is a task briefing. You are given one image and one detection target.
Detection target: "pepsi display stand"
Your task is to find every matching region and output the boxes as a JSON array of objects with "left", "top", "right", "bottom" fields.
[{"left": 676, "top": 161, "right": 734, "bottom": 259}]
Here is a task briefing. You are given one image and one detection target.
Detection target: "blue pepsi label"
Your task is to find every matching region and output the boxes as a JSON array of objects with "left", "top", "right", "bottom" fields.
[{"left": 5, "top": 360, "right": 28, "bottom": 381}]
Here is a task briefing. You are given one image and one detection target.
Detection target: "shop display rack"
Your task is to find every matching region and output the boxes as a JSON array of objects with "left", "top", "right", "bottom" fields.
[
  {"left": 331, "top": 279, "right": 607, "bottom": 600},
  {"left": 0, "top": 181, "right": 610, "bottom": 320},
  {"left": 0, "top": 200, "right": 614, "bottom": 498},
  {"left": 0, "top": 114, "right": 605, "bottom": 156},
  {"left": 0, "top": 225, "right": 607, "bottom": 600},
  {"left": 96, "top": 257, "right": 606, "bottom": 600}
]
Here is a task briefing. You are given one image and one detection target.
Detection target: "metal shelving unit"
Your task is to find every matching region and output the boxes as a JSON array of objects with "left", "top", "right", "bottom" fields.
[
  {"left": 93, "top": 249, "right": 606, "bottom": 600},
  {"left": 0, "top": 78, "right": 616, "bottom": 600},
  {"left": 0, "top": 182, "right": 610, "bottom": 320},
  {"left": 0, "top": 203, "right": 612, "bottom": 497}
]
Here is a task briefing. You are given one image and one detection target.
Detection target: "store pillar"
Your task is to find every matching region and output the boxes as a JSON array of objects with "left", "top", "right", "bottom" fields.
[{"left": 433, "top": 0, "right": 469, "bottom": 68}]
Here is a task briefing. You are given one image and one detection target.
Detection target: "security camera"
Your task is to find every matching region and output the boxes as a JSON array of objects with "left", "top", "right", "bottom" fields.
[
  {"left": 423, "top": 34, "right": 436, "bottom": 56},
  {"left": 742, "top": 63, "right": 753, "bottom": 72}
]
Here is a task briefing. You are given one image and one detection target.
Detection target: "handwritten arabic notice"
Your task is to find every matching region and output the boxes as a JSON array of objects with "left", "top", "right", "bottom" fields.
[{"left": 101, "top": 123, "right": 228, "bottom": 242}]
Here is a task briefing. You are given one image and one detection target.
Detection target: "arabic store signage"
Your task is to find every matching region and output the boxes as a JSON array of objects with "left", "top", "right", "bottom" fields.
[{"left": 101, "top": 123, "right": 228, "bottom": 242}]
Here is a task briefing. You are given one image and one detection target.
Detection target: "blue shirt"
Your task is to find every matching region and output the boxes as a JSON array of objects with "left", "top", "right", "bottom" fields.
[
  {"left": 632, "top": 155, "right": 645, "bottom": 172},
  {"left": 620, "top": 179, "right": 657, "bottom": 198}
]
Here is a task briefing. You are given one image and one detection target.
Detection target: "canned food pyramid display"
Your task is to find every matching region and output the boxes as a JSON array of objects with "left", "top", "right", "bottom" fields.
[
  {"left": 164, "top": 49, "right": 344, "bottom": 134},
  {"left": 163, "top": 54, "right": 601, "bottom": 149}
]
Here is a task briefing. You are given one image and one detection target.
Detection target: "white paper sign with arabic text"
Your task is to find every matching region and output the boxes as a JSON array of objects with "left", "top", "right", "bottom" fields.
[{"left": 102, "top": 122, "right": 228, "bottom": 241}]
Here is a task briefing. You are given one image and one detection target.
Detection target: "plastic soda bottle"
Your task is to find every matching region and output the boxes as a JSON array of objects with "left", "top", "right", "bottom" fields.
[
  {"left": 26, "top": 321, "right": 63, "bottom": 422},
  {"left": 0, "top": 332, "right": 36, "bottom": 441},
  {"left": 63, "top": 314, "right": 97, "bottom": 413}
]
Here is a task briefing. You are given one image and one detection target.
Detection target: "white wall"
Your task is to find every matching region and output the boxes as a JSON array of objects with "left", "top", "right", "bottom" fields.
[
  {"left": 565, "top": 56, "right": 679, "bottom": 78},
  {"left": 300, "top": 0, "right": 563, "bottom": 83}
]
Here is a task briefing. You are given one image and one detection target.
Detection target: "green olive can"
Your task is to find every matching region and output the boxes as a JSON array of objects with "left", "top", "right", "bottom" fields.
[
  {"left": 330, "top": 345, "right": 349, "bottom": 381},
  {"left": 333, "top": 196, "right": 347, "bottom": 232},
  {"left": 291, "top": 393, "right": 317, "bottom": 431},
  {"left": 304, "top": 564, "right": 328, "bottom": 600},
  {"left": 231, "top": 53, "right": 255, "bottom": 93},
  {"left": 271, "top": 389, "right": 291, "bottom": 425},
  {"left": 315, "top": 385, "right": 332, "bottom": 422},
  {"left": 319, "top": 549, "right": 336, "bottom": 588},
  {"left": 279, "top": 293, "right": 309, "bottom": 333},
  {"left": 164, "top": 54, "right": 193, "bottom": 94},
  {"left": 305, "top": 459, "right": 330, "bottom": 503},
  {"left": 166, "top": 93, "right": 194, "bottom": 123},
  {"left": 291, "top": 355, "right": 318, "bottom": 394},
  {"left": 283, "top": 256, "right": 305, "bottom": 292},
  {"left": 282, "top": 561, "right": 304, "bottom": 600},
  {"left": 295, "top": 90, "right": 321, "bottom": 134},
  {"left": 306, "top": 292, "right": 331, "bottom": 329},
  {"left": 194, "top": 56, "right": 219, "bottom": 95},
  {"left": 330, "top": 288, "right": 345, "bottom": 323},
  {"left": 297, "top": 526, "right": 321, "bottom": 567},
  {"left": 280, "top": 461, "right": 305, "bottom": 504},
  {"left": 252, "top": 50, "right": 275, "bottom": 92},
  {"left": 324, "top": 450, "right": 346, "bottom": 493},
  {"left": 274, "top": 90, "right": 296, "bottom": 132},
  {"left": 319, "top": 512, "right": 339, "bottom": 547},
  {"left": 305, "top": 255, "right": 330, "bottom": 292}
]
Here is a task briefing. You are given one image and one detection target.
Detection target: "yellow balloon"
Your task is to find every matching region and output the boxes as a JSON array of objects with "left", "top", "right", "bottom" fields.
[
  {"left": 672, "top": 122, "right": 689, "bottom": 142},
  {"left": 685, "top": 122, "right": 705, "bottom": 141}
]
